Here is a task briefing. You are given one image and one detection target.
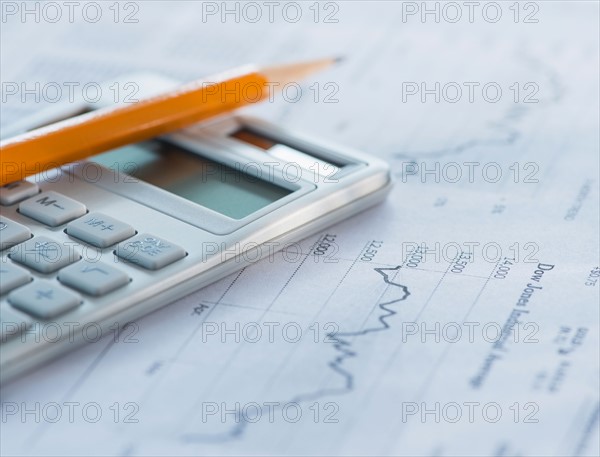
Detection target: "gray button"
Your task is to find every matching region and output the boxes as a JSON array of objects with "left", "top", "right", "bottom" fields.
[
  {"left": 8, "top": 280, "right": 81, "bottom": 319},
  {"left": 116, "top": 233, "right": 186, "bottom": 270},
  {"left": 19, "top": 191, "right": 86, "bottom": 227},
  {"left": 59, "top": 260, "right": 130, "bottom": 296},
  {"left": 0, "top": 262, "right": 32, "bottom": 295},
  {"left": 0, "top": 181, "right": 39, "bottom": 206},
  {"left": 66, "top": 212, "right": 135, "bottom": 248},
  {"left": 0, "top": 215, "right": 32, "bottom": 250},
  {"left": 1, "top": 306, "right": 33, "bottom": 342},
  {"left": 10, "top": 236, "right": 80, "bottom": 274}
]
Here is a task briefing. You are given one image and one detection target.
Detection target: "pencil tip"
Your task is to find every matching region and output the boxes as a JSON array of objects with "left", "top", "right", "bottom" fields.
[
  {"left": 261, "top": 57, "right": 341, "bottom": 85},
  {"left": 334, "top": 56, "right": 345, "bottom": 64}
]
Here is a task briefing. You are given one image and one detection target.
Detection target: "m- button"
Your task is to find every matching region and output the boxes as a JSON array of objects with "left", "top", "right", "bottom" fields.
[{"left": 19, "top": 191, "right": 86, "bottom": 227}]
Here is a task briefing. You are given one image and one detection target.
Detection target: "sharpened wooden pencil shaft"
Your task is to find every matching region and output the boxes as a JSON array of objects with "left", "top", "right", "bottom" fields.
[{"left": 0, "top": 58, "right": 339, "bottom": 186}]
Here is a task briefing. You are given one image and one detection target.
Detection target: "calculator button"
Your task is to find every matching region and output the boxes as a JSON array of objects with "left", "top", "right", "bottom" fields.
[
  {"left": 0, "top": 306, "right": 33, "bottom": 342},
  {"left": 0, "top": 216, "right": 32, "bottom": 250},
  {"left": 19, "top": 191, "right": 86, "bottom": 227},
  {"left": 10, "top": 236, "right": 80, "bottom": 274},
  {"left": 0, "top": 181, "right": 39, "bottom": 206},
  {"left": 66, "top": 212, "right": 135, "bottom": 248},
  {"left": 8, "top": 280, "right": 81, "bottom": 319},
  {"left": 116, "top": 234, "right": 186, "bottom": 270},
  {"left": 0, "top": 262, "right": 32, "bottom": 295},
  {"left": 59, "top": 260, "right": 130, "bottom": 296}
]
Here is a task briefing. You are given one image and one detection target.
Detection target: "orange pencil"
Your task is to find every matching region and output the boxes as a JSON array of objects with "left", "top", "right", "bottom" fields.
[{"left": 0, "top": 58, "right": 338, "bottom": 186}]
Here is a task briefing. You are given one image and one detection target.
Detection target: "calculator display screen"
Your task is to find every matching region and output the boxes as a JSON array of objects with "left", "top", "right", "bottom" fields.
[{"left": 90, "top": 141, "right": 291, "bottom": 219}]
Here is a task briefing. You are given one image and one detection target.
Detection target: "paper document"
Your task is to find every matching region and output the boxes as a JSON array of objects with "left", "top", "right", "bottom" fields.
[{"left": 1, "top": 2, "right": 598, "bottom": 456}]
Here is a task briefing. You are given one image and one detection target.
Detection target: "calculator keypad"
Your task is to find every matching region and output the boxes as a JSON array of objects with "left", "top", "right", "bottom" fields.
[
  {"left": 0, "top": 181, "right": 39, "bottom": 206},
  {"left": 0, "top": 216, "right": 32, "bottom": 250},
  {"left": 0, "top": 263, "right": 32, "bottom": 295},
  {"left": 19, "top": 191, "right": 86, "bottom": 227},
  {"left": 1, "top": 193, "right": 188, "bottom": 344},
  {"left": 116, "top": 233, "right": 186, "bottom": 270},
  {"left": 10, "top": 236, "right": 81, "bottom": 274},
  {"left": 66, "top": 212, "right": 135, "bottom": 248},
  {"left": 58, "top": 260, "right": 130, "bottom": 296},
  {"left": 8, "top": 280, "right": 81, "bottom": 320}
]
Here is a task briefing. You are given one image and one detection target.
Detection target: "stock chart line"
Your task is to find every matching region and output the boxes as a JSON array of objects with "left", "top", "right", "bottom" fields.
[{"left": 181, "top": 265, "right": 411, "bottom": 443}]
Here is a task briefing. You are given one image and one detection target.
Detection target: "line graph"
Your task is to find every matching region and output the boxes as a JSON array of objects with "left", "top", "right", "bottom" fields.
[
  {"left": 180, "top": 265, "right": 411, "bottom": 443},
  {"left": 392, "top": 50, "right": 566, "bottom": 168}
]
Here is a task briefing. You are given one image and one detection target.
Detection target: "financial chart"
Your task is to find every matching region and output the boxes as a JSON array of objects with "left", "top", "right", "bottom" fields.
[{"left": 1, "top": 2, "right": 598, "bottom": 456}]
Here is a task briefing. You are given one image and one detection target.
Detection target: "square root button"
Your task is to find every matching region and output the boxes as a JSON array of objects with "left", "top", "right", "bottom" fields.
[
  {"left": 116, "top": 234, "right": 186, "bottom": 270},
  {"left": 59, "top": 260, "right": 130, "bottom": 296}
]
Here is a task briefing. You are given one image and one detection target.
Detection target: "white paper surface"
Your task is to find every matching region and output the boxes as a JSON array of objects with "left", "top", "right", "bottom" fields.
[{"left": 1, "top": 2, "right": 598, "bottom": 456}]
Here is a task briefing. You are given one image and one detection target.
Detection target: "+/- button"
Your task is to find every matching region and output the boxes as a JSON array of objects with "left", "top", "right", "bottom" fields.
[
  {"left": 0, "top": 262, "right": 32, "bottom": 295},
  {"left": 0, "top": 216, "right": 31, "bottom": 250}
]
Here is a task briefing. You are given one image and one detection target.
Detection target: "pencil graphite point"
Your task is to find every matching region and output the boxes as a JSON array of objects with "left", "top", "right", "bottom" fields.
[{"left": 261, "top": 57, "right": 340, "bottom": 86}]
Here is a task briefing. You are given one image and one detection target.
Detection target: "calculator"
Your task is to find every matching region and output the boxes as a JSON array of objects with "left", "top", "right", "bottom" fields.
[{"left": 0, "top": 74, "right": 391, "bottom": 382}]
